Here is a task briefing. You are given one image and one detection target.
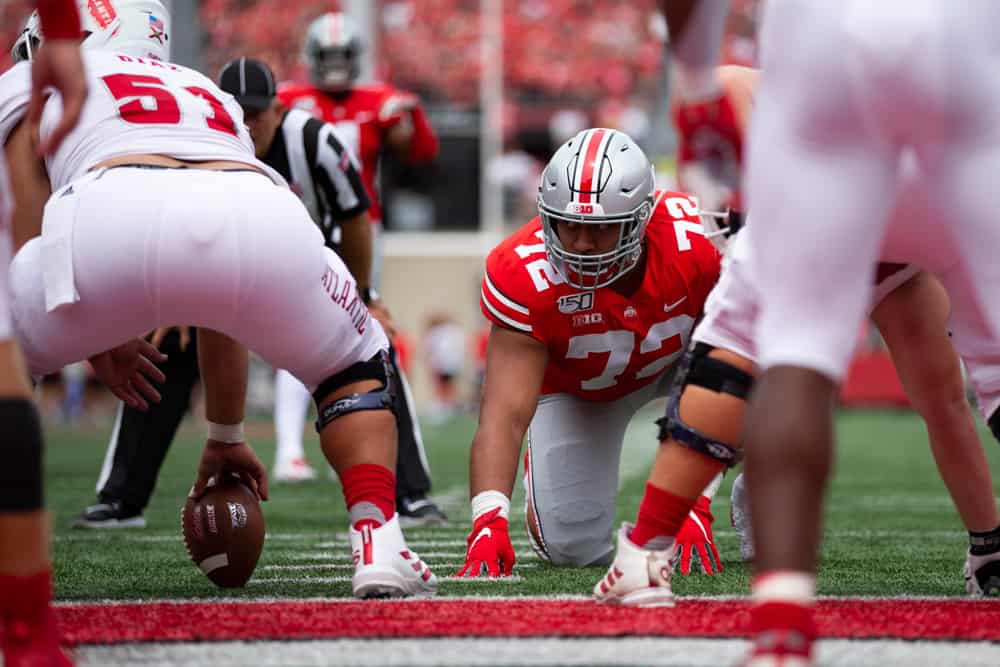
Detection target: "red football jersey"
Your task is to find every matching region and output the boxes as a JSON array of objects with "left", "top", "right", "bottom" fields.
[
  {"left": 278, "top": 82, "right": 410, "bottom": 224},
  {"left": 481, "top": 190, "right": 722, "bottom": 402}
]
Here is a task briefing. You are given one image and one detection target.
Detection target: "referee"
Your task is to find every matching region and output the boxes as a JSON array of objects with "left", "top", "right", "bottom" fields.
[{"left": 71, "top": 58, "right": 446, "bottom": 528}]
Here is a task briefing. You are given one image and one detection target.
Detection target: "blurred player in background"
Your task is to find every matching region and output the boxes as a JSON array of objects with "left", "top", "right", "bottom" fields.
[
  {"left": 0, "top": 1, "right": 86, "bottom": 663},
  {"left": 3, "top": 0, "right": 436, "bottom": 601},
  {"left": 278, "top": 12, "right": 444, "bottom": 523},
  {"left": 457, "top": 128, "right": 722, "bottom": 578}
]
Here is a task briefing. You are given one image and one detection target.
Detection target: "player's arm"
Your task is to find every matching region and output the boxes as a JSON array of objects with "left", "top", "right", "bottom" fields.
[
  {"left": 191, "top": 328, "right": 269, "bottom": 502},
  {"left": 470, "top": 324, "right": 547, "bottom": 497},
  {"left": 4, "top": 118, "right": 50, "bottom": 251},
  {"left": 382, "top": 93, "right": 439, "bottom": 165},
  {"left": 457, "top": 323, "right": 547, "bottom": 577},
  {"left": 872, "top": 272, "right": 997, "bottom": 532},
  {"left": 32, "top": 0, "right": 86, "bottom": 154}
]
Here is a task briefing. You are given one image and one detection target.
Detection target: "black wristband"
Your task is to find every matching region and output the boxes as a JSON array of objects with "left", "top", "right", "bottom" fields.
[{"left": 360, "top": 287, "right": 378, "bottom": 305}]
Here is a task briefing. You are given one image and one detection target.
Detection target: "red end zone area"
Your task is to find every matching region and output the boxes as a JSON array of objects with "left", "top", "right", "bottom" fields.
[{"left": 56, "top": 598, "right": 1000, "bottom": 644}]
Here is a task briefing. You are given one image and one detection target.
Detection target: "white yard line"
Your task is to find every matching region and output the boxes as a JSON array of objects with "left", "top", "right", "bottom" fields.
[
  {"left": 260, "top": 562, "right": 539, "bottom": 571},
  {"left": 74, "top": 637, "right": 1000, "bottom": 667}
]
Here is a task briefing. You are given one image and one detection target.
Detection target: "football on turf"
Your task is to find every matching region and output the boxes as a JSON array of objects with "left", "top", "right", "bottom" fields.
[{"left": 181, "top": 473, "right": 265, "bottom": 588}]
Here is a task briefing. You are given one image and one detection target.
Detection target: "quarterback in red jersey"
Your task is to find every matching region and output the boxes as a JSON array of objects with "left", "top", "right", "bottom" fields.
[
  {"left": 278, "top": 12, "right": 438, "bottom": 237},
  {"left": 457, "top": 128, "right": 721, "bottom": 576}
]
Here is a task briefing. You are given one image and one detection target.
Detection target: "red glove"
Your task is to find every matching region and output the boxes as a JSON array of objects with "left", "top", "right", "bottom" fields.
[
  {"left": 675, "top": 495, "right": 722, "bottom": 575},
  {"left": 455, "top": 507, "right": 515, "bottom": 577},
  {"left": 672, "top": 91, "right": 743, "bottom": 170}
]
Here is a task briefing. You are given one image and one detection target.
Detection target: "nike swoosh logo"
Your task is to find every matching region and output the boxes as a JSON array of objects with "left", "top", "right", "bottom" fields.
[
  {"left": 469, "top": 527, "right": 492, "bottom": 553},
  {"left": 664, "top": 296, "right": 687, "bottom": 312}
]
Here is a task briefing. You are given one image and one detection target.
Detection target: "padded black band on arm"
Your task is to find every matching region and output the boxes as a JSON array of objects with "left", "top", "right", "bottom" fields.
[
  {"left": 313, "top": 350, "right": 397, "bottom": 433},
  {"left": 0, "top": 399, "right": 44, "bottom": 511}
]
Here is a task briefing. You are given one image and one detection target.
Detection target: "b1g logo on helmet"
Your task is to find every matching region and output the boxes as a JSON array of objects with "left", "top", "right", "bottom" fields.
[
  {"left": 558, "top": 292, "right": 594, "bottom": 314},
  {"left": 565, "top": 202, "right": 605, "bottom": 216}
]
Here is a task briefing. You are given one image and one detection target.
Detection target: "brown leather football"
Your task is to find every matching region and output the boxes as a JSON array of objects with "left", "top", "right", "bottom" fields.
[{"left": 181, "top": 474, "right": 265, "bottom": 588}]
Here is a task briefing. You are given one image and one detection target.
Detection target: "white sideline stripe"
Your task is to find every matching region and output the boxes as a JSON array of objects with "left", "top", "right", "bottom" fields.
[
  {"left": 74, "top": 638, "right": 1000, "bottom": 667},
  {"left": 250, "top": 575, "right": 524, "bottom": 585},
  {"left": 261, "top": 562, "right": 539, "bottom": 571}
]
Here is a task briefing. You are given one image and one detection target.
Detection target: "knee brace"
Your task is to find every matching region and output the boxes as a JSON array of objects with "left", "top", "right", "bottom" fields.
[
  {"left": 312, "top": 350, "right": 397, "bottom": 433},
  {"left": 656, "top": 343, "right": 753, "bottom": 467},
  {"left": 0, "top": 399, "right": 43, "bottom": 511}
]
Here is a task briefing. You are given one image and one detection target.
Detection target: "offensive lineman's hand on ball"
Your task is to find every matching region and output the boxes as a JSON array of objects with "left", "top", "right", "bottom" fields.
[{"left": 191, "top": 441, "right": 270, "bottom": 503}]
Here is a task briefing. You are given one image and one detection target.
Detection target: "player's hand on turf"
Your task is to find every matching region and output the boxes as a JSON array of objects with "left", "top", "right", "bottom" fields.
[
  {"left": 456, "top": 507, "right": 515, "bottom": 577},
  {"left": 672, "top": 90, "right": 743, "bottom": 176},
  {"left": 89, "top": 338, "right": 168, "bottom": 411},
  {"left": 675, "top": 495, "right": 722, "bottom": 575},
  {"left": 30, "top": 39, "right": 87, "bottom": 156},
  {"left": 368, "top": 299, "right": 396, "bottom": 339},
  {"left": 191, "top": 441, "right": 270, "bottom": 502}
]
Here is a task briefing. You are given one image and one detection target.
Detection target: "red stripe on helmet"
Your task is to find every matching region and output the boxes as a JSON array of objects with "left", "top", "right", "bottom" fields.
[
  {"left": 576, "top": 129, "right": 607, "bottom": 204},
  {"left": 328, "top": 14, "right": 339, "bottom": 44}
]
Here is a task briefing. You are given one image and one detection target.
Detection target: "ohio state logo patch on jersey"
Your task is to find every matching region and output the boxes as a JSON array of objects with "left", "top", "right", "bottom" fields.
[{"left": 557, "top": 292, "right": 594, "bottom": 314}]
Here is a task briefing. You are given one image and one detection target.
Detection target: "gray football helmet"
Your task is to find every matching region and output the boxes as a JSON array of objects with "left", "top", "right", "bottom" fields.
[
  {"left": 303, "top": 12, "right": 362, "bottom": 92},
  {"left": 539, "top": 128, "right": 655, "bottom": 290}
]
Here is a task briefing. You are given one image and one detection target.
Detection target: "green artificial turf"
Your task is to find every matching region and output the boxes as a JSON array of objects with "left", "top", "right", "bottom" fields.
[{"left": 44, "top": 408, "right": 1000, "bottom": 601}]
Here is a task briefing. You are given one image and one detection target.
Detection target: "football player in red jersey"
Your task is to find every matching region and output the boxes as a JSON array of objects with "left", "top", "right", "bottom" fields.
[
  {"left": 275, "top": 13, "right": 444, "bottom": 523},
  {"left": 0, "top": 2, "right": 86, "bottom": 664},
  {"left": 456, "top": 128, "right": 722, "bottom": 577},
  {"left": 278, "top": 12, "right": 438, "bottom": 271}
]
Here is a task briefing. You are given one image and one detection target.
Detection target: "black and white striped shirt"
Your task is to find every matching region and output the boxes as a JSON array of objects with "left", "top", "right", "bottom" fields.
[{"left": 263, "top": 108, "right": 370, "bottom": 249}]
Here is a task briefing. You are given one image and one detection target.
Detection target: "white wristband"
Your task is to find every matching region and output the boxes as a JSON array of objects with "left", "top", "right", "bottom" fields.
[
  {"left": 471, "top": 490, "right": 510, "bottom": 521},
  {"left": 207, "top": 421, "right": 245, "bottom": 444}
]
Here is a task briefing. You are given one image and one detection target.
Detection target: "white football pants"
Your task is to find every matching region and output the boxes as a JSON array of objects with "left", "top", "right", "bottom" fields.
[
  {"left": 9, "top": 167, "right": 387, "bottom": 388},
  {"left": 749, "top": 0, "right": 1000, "bottom": 380},
  {"left": 523, "top": 370, "right": 722, "bottom": 567}
]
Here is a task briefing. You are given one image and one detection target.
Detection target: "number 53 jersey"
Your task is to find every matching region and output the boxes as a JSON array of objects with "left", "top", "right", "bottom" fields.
[
  {"left": 481, "top": 190, "right": 722, "bottom": 402},
  {"left": 0, "top": 52, "right": 280, "bottom": 191}
]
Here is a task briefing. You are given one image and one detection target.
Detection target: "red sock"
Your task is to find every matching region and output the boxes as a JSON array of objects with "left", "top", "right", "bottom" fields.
[
  {"left": 340, "top": 463, "right": 396, "bottom": 528},
  {"left": 629, "top": 483, "right": 696, "bottom": 547},
  {"left": 0, "top": 570, "right": 52, "bottom": 622}
]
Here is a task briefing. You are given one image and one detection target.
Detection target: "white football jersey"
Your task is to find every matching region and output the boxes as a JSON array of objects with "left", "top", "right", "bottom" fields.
[{"left": 0, "top": 51, "right": 279, "bottom": 190}]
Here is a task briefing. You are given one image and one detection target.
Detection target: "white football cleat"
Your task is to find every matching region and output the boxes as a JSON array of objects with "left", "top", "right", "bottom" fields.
[
  {"left": 964, "top": 549, "right": 1000, "bottom": 596},
  {"left": 593, "top": 522, "right": 676, "bottom": 607},
  {"left": 273, "top": 457, "right": 317, "bottom": 483},
  {"left": 730, "top": 472, "right": 755, "bottom": 562},
  {"left": 350, "top": 514, "right": 438, "bottom": 599}
]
